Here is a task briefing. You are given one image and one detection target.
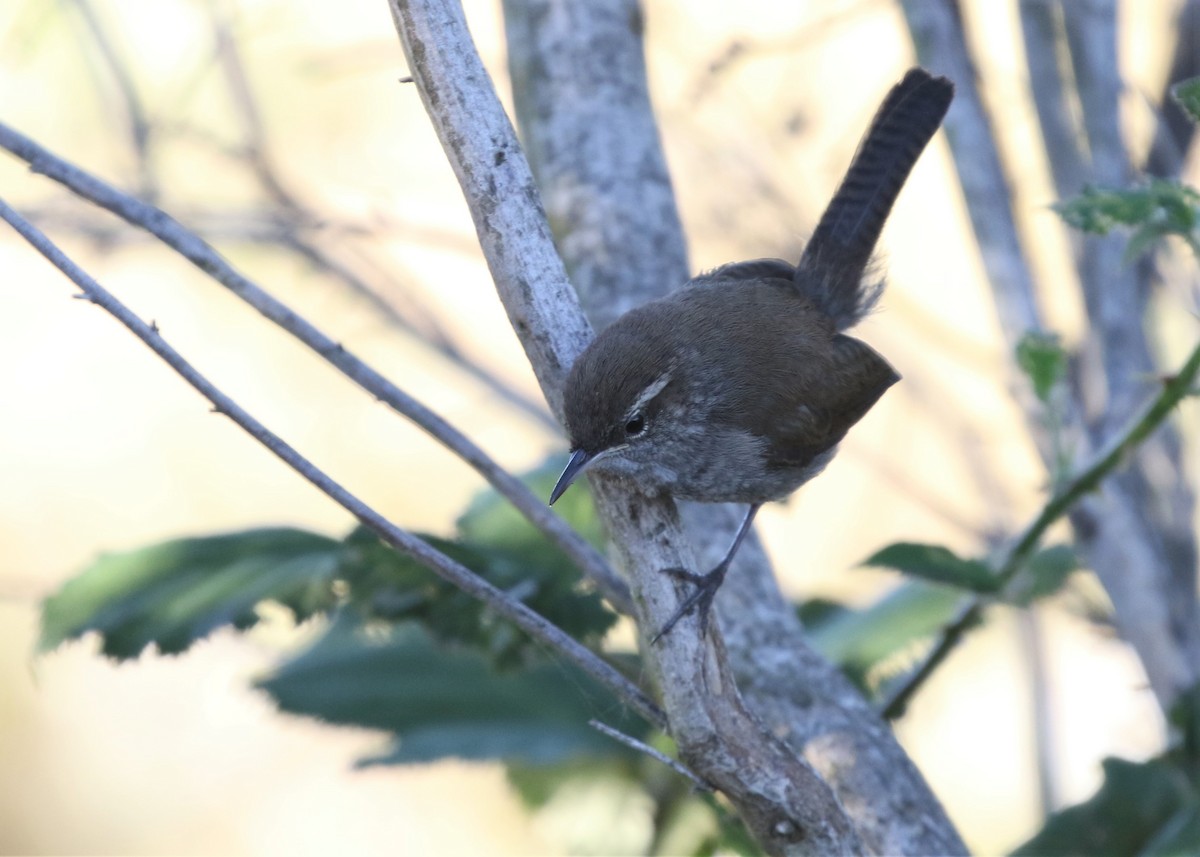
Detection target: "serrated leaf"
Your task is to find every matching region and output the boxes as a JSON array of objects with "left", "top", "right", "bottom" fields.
[
  {"left": 257, "top": 616, "right": 648, "bottom": 767},
  {"left": 1017, "top": 331, "right": 1068, "bottom": 403},
  {"left": 40, "top": 528, "right": 341, "bottom": 658},
  {"left": 1055, "top": 181, "right": 1200, "bottom": 259},
  {"left": 862, "top": 542, "right": 1001, "bottom": 593},
  {"left": 1006, "top": 544, "right": 1079, "bottom": 606},
  {"left": 340, "top": 525, "right": 616, "bottom": 668},
  {"left": 1172, "top": 76, "right": 1200, "bottom": 123},
  {"left": 1012, "top": 757, "right": 1199, "bottom": 856}
]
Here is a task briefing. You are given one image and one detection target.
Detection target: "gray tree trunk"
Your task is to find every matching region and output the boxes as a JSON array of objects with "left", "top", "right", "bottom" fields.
[{"left": 502, "top": 1, "right": 966, "bottom": 854}]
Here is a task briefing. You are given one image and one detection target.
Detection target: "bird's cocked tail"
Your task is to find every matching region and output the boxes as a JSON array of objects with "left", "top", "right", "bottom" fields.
[{"left": 798, "top": 68, "right": 954, "bottom": 330}]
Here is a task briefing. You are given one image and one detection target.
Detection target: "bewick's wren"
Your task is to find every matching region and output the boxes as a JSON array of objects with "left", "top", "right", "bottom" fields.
[{"left": 549, "top": 69, "right": 953, "bottom": 640}]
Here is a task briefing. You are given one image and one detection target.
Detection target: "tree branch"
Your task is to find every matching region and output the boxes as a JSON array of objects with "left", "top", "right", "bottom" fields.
[
  {"left": 204, "top": 4, "right": 558, "bottom": 430},
  {"left": 0, "top": 121, "right": 632, "bottom": 614},
  {"left": 901, "top": 0, "right": 1200, "bottom": 715},
  {"left": 502, "top": 0, "right": 689, "bottom": 330},
  {"left": 66, "top": 0, "right": 157, "bottom": 199},
  {"left": 385, "top": 0, "right": 864, "bottom": 852},
  {"left": 884, "top": 337, "right": 1200, "bottom": 717},
  {"left": 500, "top": 3, "right": 966, "bottom": 851},
  {"left": 1017, "top": 0, "right": 1089, "bottom": 202},
  {"left": 900, "top": 0, "right": 1046, "bottom": 347},
  {"left": 0, "top": 195, "right": 663, "bottom": 730}
]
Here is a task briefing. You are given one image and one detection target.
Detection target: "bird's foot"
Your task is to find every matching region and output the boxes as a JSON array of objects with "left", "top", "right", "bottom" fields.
[{"left": 650, "top": 564, "right": 729, "bottom": 644}]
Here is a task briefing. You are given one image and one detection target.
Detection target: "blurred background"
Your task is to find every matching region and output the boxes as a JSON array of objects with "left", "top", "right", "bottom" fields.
[{"left": 0, "top": 0, "right": 1193, "bottom": 853}]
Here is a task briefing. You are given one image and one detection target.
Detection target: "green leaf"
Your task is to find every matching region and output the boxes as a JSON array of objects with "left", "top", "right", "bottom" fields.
[
  {"left": 806, "top": 582, "right": 964, "bottom": 688},
  {"left": 1006, "top": 544, "right": 1079, "bottom": 606},
  {"left": 1170, "top": 681, "right": 1200, "bottom": 766},
  {"left": 40, "top": 528, "right": 341, "bottom": 658},
  {"left": 257, "top": 615, "right": 649, "bottom": 767},
  {"left": 1012, "top": 757, "right": 1199, "bottom": 856},
  {"left": 1017, "top": 331, "right": 1068, "bottom": 403},
  {"left": 456, "top": 454, "right": 605, "bottom": 559},
  {"left": 796, "top": 597, "right": 853, "bottom": 630},
  {"left": 1172, "top": 76, "right": 1200, "bottom": 123},
  {"left": 327, "top": 454, "right": 615, "bottom": 667},
  {"left": 1054, "top": 181, "right": 1200, "bottom": 260},
  {"left": 862, "top": 542, "right": 1001, "bottom": 594},
  {"left": 340, "top": 526, "right": 616, "bottom": 668},
  {"left": 340, "top": 454, "right": 617, "bottom": 666}
]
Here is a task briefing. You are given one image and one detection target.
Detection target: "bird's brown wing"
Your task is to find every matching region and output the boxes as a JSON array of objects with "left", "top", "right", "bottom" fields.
[
  {"left": 763, "top": 333, "right": 899, "bottom": 468},
  {"left": 671, "top": 278, "right": 898, "bottom": 468}
]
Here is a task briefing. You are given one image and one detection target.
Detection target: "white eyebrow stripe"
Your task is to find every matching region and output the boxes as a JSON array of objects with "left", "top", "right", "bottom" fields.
[{"left": 627, "top": 371, "right": 673, "bottom": 417}]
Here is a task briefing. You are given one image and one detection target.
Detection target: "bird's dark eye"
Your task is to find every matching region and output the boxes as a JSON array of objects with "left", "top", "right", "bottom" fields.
[{"left": 625, "top": 413, "right": 646, "bottom": 436}]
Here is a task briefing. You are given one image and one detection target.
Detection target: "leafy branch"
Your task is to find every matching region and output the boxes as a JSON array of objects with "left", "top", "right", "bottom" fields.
[
  {"left": 1054, "top": 179, "right": 1200, "bottom": 260},
  {"left": 881, "top": 337, "right": 1200, "bottom": 718}
]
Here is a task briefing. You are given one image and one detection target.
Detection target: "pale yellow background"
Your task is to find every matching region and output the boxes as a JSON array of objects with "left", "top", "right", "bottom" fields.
[{"left": 0, "top": 0, "right": 1188, "bottom": 853}]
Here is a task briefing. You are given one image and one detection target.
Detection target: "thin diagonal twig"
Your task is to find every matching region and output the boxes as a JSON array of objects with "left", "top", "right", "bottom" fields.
[
  {"left": 203, "top": 6, "right": 556, "bottom": 429},
  {"left": 588, "top": 720, "right": 711, "bottom": 791},
  {"left": 64, "top": 0, "right": 157, "bottom": 199},
  {"left": 882, "top": 340, "right": 1200, "bottom": 718},
  {"left": 0, "top": 122, "right": 631, "bottom": 614},
  {"left": 0, "top": 196, "right": 663, "bottom": 729}
]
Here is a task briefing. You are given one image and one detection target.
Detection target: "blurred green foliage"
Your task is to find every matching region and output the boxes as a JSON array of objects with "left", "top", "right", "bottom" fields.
[
  {"left": 863, "top": 542, "right": 1000, "bottom": 593},
  {"left": 258, "top": 614, "right": 646, "bottom": 767},
  {"left": 40, "top": 527, "right": 341, "bottom": 658},
  {"left": 1054, "top": 179, "right": 1200, "bottom": 261},
  {"left": 1172, "top": 76, "right": 1200, "bottom": 123},
  {"left": 1013, "top": 686, "right": 1200, "bottom": 856},
  {"left": 1017, "top": 331, "right": 1068, "bottom": 405}
]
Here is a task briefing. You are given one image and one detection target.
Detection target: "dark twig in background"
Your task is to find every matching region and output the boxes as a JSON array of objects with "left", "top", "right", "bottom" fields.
[
  {"left": 64, "top": 0, "right": 158, "bottom": 200},
  {"left": 201, "top": 3, "right": 557, "bottom": 430}
]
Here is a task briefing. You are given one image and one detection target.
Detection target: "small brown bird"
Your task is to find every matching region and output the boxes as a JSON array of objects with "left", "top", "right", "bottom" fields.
[{"left": 549, "top": 69, "right": 954, "bottom": 640}]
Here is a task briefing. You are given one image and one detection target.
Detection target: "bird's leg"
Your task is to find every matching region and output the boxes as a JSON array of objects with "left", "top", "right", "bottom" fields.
[{"left": 651, "top": 504, "right": 761, "bottom": 643}]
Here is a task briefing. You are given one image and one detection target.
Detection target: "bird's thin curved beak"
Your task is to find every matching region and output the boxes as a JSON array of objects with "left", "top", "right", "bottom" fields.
[{"left": 549, "top": 449, "right": 592, "bottom": 505}]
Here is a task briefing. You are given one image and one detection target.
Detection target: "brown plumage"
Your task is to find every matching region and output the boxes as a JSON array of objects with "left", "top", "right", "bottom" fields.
[{"left": 551, "top": 69, "right": 954, "bottom": 640}]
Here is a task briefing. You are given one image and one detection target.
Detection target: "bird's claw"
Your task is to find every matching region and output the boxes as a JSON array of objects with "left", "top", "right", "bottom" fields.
[{"left": 650, "top": 566, "right": 726, "bottom": 644}]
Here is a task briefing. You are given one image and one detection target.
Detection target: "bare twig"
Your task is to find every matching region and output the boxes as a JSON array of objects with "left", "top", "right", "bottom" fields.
[
  {"left": 207, "top": 3, "right": 302, "bottom": 212},
  {"left": 0, "top": 195, "right": 662, "bottom": 728},
  {"left": 203, "top": 5, "right": 557, "bottom": 429},
  {"left": 0, "top": 121, "right": 631, "bottom": 613},
  {"left": 64, "top": 0, "right": 157, "bottom": 198},
  {"left": 588, "top": 719, "right": 711, "bottom": 791},
  {"left": 883, "top": 339, "right": 1200, "bottom": 717},
  {"left": 1020, "top": 609, "right": 1061, "bottom": 817},
  {"left": 686, "top": 0, "right": 883, "bottom": 105}
]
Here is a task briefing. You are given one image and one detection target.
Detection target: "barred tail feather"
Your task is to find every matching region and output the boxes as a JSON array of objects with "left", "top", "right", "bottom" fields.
[{"left": 798, "top": 69, "right": 953, "bottom": 329}]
